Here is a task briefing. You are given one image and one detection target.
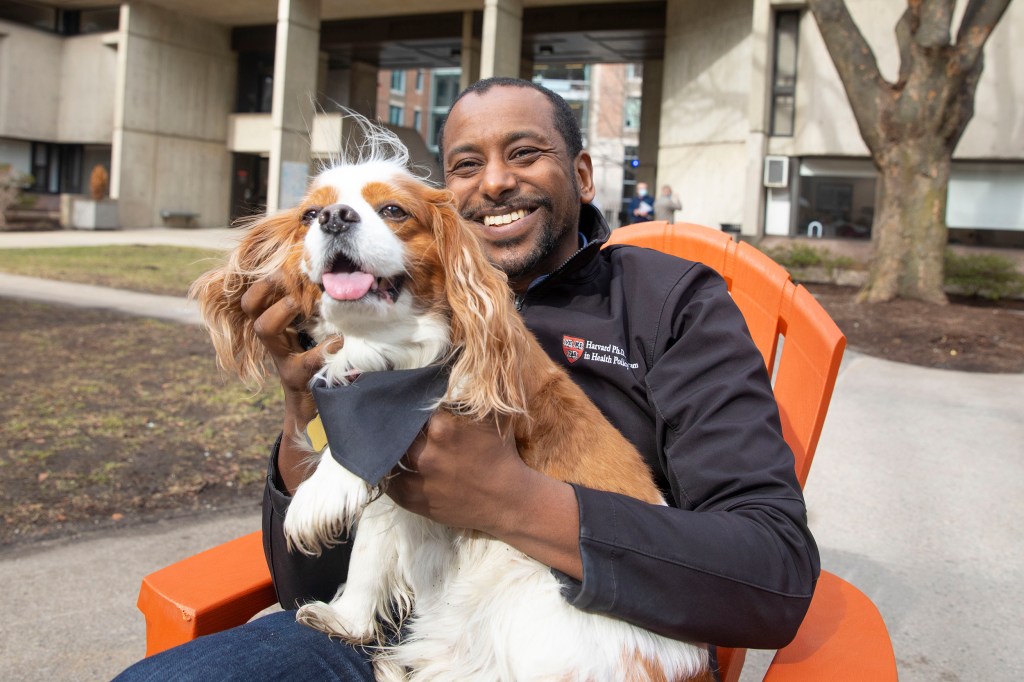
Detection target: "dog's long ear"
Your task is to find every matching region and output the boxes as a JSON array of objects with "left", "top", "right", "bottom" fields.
[
  {"left": 188, "top": 210, "right": 318, "bottom": 387},
  {"left": 429, "top": 196, "right": 532, "bottom": 419}
]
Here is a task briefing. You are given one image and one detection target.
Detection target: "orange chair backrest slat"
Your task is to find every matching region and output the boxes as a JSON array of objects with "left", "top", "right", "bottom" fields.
[
  {"left": 727, "top": 242, "right": 790, "bottom": 373},
  {"left": 773, "top": 284, "right": 846, "bottom": 486}
]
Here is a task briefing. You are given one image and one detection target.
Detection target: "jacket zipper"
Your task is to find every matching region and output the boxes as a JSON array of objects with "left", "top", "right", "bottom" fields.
[{"left": 514, "top": 242, "right": 598, "bottom": 312}]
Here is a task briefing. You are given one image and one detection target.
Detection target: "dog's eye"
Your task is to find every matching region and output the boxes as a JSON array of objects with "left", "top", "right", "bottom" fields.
[
  {"left": 301, "top": 207, "right": 320, "bottom": 224},
  {"left": 379, "top": 204, "right": 408, "bottom": 221}
]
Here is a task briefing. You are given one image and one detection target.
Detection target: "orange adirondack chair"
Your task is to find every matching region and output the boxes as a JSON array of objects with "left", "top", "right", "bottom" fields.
[{"left": 136, "top": 221, "right": 896, "bottom": 681}]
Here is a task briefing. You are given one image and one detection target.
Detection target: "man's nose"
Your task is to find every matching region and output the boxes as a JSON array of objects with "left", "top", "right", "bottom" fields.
[{"left": 480, "top": 161, "right": 517, "bottom": 200}]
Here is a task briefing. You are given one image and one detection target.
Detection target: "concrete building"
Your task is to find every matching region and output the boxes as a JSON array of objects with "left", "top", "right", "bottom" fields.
[{"left": 1, "top": 0, "right": 1021, "bottom": 247}]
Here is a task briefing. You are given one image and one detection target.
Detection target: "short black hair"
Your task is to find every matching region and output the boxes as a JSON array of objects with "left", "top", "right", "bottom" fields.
[{"left": 437, "top": 77, "right": 584, "bottom": 163}]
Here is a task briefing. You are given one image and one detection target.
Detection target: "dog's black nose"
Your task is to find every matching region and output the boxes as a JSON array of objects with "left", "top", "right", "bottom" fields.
[{"left": 318, "top": 204, "right": 360, "bottom": 234}]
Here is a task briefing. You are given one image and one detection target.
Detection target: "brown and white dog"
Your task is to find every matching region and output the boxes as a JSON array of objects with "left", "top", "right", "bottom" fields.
[{"left": 192, "top": 126, "right": 710, "bottom": 681}]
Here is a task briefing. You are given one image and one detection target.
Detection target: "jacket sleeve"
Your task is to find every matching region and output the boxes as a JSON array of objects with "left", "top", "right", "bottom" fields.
[
  {"left": 262, "top": 435, "right": 354, "bottom": 609},
  {"left": 557, "top": 266, "right": 820, "bottom": 649}
]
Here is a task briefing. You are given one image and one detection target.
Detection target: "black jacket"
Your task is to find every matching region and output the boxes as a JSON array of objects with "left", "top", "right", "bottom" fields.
[{"left": 262, "top": 204, "right": 819, "bottom": 649}]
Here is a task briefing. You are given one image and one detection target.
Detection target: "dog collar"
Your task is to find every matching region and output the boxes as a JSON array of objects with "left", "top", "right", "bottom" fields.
[{"left": 308, "top": 364, "right": 452, "bottom": 486}]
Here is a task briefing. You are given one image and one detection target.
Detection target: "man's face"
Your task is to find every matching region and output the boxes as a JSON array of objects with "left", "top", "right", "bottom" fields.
[{"left": 441, "top": 86, "right": 595, "bottom": 292}]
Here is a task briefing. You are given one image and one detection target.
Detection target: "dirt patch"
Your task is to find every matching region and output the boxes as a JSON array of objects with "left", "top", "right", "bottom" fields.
[
  {"left": 1, "top": 287, "right": 1021, "bottom": 547},
  {"left": 805, "top": 283, "right": 1024, "bottom": 373},
  {"left": 0, "top": 299, "right": 283, "bottom": 548}
]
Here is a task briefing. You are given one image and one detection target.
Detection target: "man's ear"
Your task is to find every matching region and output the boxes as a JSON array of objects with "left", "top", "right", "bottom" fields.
[{"left": 574, "top": 151, "right": 596, "bottom": 205}]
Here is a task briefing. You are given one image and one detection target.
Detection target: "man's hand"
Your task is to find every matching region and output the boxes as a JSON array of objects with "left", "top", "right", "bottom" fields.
[
  {"left": 241, "top": 276, "right": 339, "bottom": 493},
  {"left": 387, "top": 412, "right": 584, "bottom": 579}
]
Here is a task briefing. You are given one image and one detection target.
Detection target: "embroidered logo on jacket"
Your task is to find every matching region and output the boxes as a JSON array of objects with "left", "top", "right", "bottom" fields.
[
  {"left": 562, "top": 334, "right": 639, "bottom": 370},
  {"left": 562, "top": 335, "right": 585, "bottom": 364}
]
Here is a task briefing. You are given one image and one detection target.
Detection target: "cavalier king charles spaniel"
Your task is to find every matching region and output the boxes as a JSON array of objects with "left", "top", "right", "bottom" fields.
[{"left": 191, "top": 122, "right": 710, "bottom": 681}]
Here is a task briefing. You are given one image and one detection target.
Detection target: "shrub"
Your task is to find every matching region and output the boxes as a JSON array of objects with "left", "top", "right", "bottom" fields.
[
  {"left": 0, "top": 166, "right": 34, "bottom": 226},
  {"left": 89, "top": 164, "right": 109, "bottom": 200},
  {"left": 944, "top": 250, "right": 1024, "bottom": 301},
  {"left": 760, "top": 242, "right": 855, "bottom": 277}
]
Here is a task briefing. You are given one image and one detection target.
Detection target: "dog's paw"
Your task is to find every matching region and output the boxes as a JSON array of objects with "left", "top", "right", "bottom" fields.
[
  {"left": 296, "top": 600, "right": 377, "bottom": 644},
  {"left": 284, "top": 454, "right": 374, "bottom": 556}
]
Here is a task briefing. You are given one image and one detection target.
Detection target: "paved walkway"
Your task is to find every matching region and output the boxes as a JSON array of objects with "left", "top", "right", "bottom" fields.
[{"left": 0, "top": 228, "right": 1022, "bottom": 681}]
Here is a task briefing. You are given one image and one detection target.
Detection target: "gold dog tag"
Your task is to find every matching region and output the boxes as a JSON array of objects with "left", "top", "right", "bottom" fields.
[{"left": 305, "top": 414, "right": 328, "bottom": 453}]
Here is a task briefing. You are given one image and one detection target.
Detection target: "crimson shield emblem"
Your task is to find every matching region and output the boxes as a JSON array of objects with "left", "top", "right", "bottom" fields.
[{"left": 562, "top": 335, "right": 585, "bottom": 364}]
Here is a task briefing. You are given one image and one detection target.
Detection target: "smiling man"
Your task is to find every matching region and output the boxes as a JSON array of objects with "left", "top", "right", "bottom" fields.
[
  {"left": 117, "top": 78, "right": 818, "bottom": 682},
  {"left": 440, "top": 83, "right": 593, "bottom": 291}
]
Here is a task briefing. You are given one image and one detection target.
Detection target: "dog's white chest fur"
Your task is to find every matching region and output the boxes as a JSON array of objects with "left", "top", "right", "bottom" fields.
[
  {"left": 279, "top": 358, "right": 708, "bottom": 679},
  {"left": 285, "top": 454, "right": 706, "bottom": 681}
]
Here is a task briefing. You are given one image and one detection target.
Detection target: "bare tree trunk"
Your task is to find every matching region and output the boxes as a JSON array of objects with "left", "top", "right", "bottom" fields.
[
  {"left": 865, "top": 145, "right": 950, "bottom": 303},
  {"left": 808, "top": 0, "right": 1012, "bottom": 303}
]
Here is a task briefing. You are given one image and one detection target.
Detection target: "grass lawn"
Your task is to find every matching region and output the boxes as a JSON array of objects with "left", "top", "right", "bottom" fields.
[{"left": 0, "top": 244, "right": 225, "bottom": 297}]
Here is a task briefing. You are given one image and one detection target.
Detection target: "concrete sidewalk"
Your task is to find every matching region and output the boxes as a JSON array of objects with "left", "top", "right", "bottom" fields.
[
  {"left": 1, "top": 228, "right": 1022, "bottom": 681},
  {"left": 0, "top": 227, "right": 240, "bottom": 251}
]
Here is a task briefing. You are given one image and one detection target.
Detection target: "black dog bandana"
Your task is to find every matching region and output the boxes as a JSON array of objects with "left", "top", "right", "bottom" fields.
[{"left": 308, "top": 364, "right": 451, "bottom": 486}]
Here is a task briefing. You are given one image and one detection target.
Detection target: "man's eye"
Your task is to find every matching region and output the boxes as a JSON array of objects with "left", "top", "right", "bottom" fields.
[
  {"left": 301, "top": 208, "right": 320, "bottom": 223},
  {"left": 449, "top": 158, "right": 480, "bottom": 173},
  {"left": 511, "top": 147, "right": 538, "bottom": 160},
  {"left": 379, "top": 205, "right": 408, "bottom": 220}
]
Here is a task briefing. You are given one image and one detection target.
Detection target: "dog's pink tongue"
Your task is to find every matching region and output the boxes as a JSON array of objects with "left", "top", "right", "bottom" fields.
[{"left": 322, "top": 271, "right": 375, "bottom": 301}]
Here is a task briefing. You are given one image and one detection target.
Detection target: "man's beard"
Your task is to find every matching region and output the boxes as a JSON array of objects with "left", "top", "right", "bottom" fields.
[
  {"left": 490, "top": 213, "right": 568, "bottom": 281},
  {"left": 468, "top": 174, "right": 581, "bottom": 281}
]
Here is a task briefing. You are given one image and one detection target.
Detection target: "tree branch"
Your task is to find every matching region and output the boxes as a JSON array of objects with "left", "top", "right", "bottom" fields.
[
  {"left": 895, "top": 6, "right": 917, "bottom": 85},
  {"left": 955, "top": 0, "right": 1012, "bottom": 72},
  {"left": 915, "top": 0, "right": 956, "bottom": 48},
  {"left": 807, "top": 0, "right": 891, "bottom": 153}
]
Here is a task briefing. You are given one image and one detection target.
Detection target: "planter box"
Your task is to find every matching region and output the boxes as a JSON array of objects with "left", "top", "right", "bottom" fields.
[{"left": 72, "top": 198, "right": 119, "bottom": 230}]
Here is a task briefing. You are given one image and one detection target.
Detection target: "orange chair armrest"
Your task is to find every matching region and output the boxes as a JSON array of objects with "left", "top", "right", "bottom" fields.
[
  {"left": 137, "top": 531, "right": 276, "bottom": 656},
  {"left": 763, "top": 570, "right": 897, "bottom": 681}
]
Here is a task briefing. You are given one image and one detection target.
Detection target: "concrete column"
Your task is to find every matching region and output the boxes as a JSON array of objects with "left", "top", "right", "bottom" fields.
[
  {"left": 638, "top": 59, "right": 663, "bottom": 191},
  {"left": 742, "top": 0, "right": 772, "bottom": 238},
  {"left": 519, "top": 53, "right": 534, "bottom": 81},
  {"left": 480, "top": 0, "right": 522, "bottom": 79},
  {"left": 110, "top": 2, "right": 235, "bottom": 228},
  {"left": 267, "top": 0, "right": 321, "bottom": 212},
  {"left": 346, "top": 61, "right": 379, "bottom": 119},
  {"left": 658, "top": 0, "right": 754, "bottom": 231},
  {"left": 459, "top": 11, "right": 481, "bottom": 90}
]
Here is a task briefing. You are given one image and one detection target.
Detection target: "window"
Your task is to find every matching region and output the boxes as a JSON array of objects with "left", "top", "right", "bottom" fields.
[
  {"left": 415, "top": 70, "right": 425, "bottom": 92},
  {"left": 29, "top": 142, "right": 82, "bottom": 194},
  {"left": 429, "top": 70, "right": 462, "bottom": 151},
  {"left": 0, "top": 2, "right": 119, "bottom": 34},
  {"left": 770, "top": 10, "right": 800, "bottom": 137},
  {"left": 389, "top": 105, "right": 404, "bottom": 126},
  {"left": 797, "top": 158, "right": 877, "bottom": 239},
  {"left": 619, "top": 145, "right": 640, "bottom": 225},
  {"left": 533, "top": 64, "right": 588, "bottom": 82},
  {"left": 390, "top": 71, "right": 406, "bottom": 93},
  {"left": 235, "top": 53, "right": 274, "bottom": 113},
  {"left": 624, "top": 97, "right": 641, "bottom": 132},
  {"left": 413, "top": 110, "right": 422, "bottom": 133}
]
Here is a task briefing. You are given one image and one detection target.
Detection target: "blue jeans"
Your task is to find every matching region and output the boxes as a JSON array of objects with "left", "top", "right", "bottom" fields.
[{"left": 114, "top": 610, "right": 376, "bottom": 681}]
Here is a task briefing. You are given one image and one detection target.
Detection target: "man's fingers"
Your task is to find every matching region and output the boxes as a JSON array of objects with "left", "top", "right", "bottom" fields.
[
  {"left": 252, "top": 296, "right": 301, "bottom": 350},
  {"left": 240, "top": 276, "right": 282, "bottom": 319}
]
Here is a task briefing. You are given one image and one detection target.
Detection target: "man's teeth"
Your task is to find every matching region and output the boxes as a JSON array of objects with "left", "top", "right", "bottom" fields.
[{"left": 483, "top": 209, "right": 527, "bottom": 227}]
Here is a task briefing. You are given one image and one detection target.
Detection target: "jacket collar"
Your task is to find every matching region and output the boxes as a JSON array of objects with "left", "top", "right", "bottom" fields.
[
  {"left": 580, "top": 203, "right": 611, "bottom": 246},
  {"left": 522, "top": 203, "right": 610, "bottom": 296}
]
